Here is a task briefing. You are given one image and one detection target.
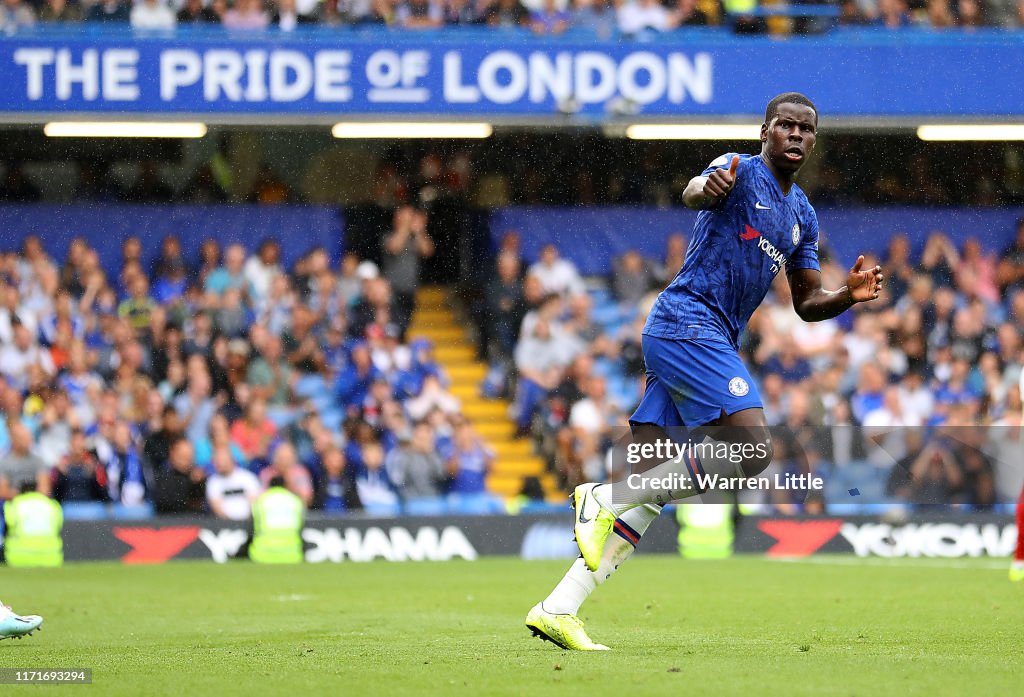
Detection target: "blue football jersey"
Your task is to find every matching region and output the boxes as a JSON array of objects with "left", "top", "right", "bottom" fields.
[{"left": 644, "top": 153, "right": 821, "bottom": 349}]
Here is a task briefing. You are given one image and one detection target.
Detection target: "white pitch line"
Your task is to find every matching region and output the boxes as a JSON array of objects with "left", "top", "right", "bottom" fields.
[{"left": 764, "top": 556, "right": 1011, "bottom": 570}]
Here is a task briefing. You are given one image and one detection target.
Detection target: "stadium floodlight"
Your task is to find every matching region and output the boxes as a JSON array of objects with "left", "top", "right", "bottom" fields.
[
  {"left": 43, "top": 122, "right": 208, "bottom": 138},
  {"left": 332, "top": 122, "right": 493, "bottom": 139},
  {"left": 625, "top": 124, "right": 761, "bottom": 140},
  {"left": 917, "top": 124, "right": 1024, "bottom": 141}
]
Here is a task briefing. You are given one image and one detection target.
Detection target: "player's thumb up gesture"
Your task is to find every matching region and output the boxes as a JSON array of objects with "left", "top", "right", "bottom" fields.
[{"left": 703, "top": 155, "right": 739, "bottom": 203}]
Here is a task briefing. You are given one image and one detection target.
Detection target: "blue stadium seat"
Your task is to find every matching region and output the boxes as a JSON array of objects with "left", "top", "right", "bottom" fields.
[
  {"left": 362, "top": 502, "right": 401, "bottom": 517},
  {"left": 403, "top": 498, "right": 448, "bottom": 516},
  {"left": 447, "top": 494, "right": 506, "bottom": 515},
  {"left": 859, "top": 502, "right": 907, "bottom": 515},
  {"left": 110, "top": 503, "right": 156, "bottom": 520},
  {"left": 517, "top": 501, "right": 571, "bottom": 515},
  {"left": 61, "top": 502, "right": 109, "bottom": 520},
  {"left": 824, "top": 503, "right": 867, "bottom": 515}
]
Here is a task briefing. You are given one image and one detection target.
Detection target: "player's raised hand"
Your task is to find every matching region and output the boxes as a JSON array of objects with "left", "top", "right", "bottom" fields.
[
  {"left": 846, "top": 255, "right": 884, "bottom": 303},
  {"left": 703, "top": 155, "right": 740, "bottom": 202}
]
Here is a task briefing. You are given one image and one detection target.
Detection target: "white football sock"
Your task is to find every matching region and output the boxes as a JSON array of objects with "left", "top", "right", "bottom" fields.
[
  {"left": 542, "top": 503, "right": 662, "bottom": 615},
  {"left": 594, "top": 436, "right": 751, "bottom": 516}
]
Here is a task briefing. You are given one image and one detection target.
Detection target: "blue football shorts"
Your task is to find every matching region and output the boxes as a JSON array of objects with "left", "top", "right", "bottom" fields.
[{"left": 629, "top": 333, "right": 764, "bottom": 429}]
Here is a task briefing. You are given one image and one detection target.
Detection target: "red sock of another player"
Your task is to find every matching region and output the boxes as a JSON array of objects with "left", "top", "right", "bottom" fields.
[{"left": 1015, "top": 488, "right": 1024, "bottom": 562}]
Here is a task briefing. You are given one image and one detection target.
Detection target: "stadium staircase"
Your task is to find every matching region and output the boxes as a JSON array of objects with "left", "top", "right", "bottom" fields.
[{"left": 407, "top": 287, "right": 560, "bottom": 500}]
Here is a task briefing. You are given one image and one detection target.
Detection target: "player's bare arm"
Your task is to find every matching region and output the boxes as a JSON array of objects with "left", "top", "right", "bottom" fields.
[
  {"left": 683, "top": 155, "right": 739, "bottom": 209},
  {"left": 787, "top": 254, "right": 883, "bottom": 322}
]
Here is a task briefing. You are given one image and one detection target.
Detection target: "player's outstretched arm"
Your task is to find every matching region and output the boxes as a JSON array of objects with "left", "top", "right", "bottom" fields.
[
  {"left": 788, "top": 255, "right": 883, "bottom": 322},
  {"left": 683, "top": 155, "right": 739, "bottom": 210}
]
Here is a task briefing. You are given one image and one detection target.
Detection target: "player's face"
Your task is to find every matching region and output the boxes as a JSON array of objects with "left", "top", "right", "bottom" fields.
[{"left": 761, "top": 102, "right": 817, "bottom": 175}]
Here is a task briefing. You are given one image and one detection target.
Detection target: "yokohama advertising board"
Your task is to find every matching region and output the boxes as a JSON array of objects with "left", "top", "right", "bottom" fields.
[
  {"left": 22, "top": 513, "right": 1017, "bottom": 564},
  {"left": 735, "top": 515, "right": 1016, "bottom": 559}
]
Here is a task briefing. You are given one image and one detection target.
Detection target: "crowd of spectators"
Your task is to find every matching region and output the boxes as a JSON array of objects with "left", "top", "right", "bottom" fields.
[
  {"left": 2, "top": 205, "right": 1023, "bottom": 520},
  {"left": 0, "top": 205, "right": 505, "bottom": 520},
  {"left": 480, "top": 220, "right": 1024, "bottom": 512},
  {"left": 3, "top": 0, "right": 1024, "bottom": 33}
]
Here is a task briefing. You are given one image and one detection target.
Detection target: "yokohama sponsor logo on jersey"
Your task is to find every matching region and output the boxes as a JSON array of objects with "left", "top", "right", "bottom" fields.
[
  {"left": 757, "top": 235, "right": 788, "bottom": 274},
  {"left": 739, "top": 225, "right": 788, "bottom": 273}
]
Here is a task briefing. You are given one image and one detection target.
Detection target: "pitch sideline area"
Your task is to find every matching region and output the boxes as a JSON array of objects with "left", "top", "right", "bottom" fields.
[{"left": 2, "top": 556, "right": 1020, "bottom": 696}]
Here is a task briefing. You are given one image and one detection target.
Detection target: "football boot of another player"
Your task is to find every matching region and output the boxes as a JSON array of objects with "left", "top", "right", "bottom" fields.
[{"left": 0, "top": 602, "right": 43, "bottom": 640}]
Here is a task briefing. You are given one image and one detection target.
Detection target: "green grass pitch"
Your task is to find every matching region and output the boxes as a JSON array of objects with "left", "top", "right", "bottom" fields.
[{"left": 1, "top": 556, "right": 1021, "bottom": 696}]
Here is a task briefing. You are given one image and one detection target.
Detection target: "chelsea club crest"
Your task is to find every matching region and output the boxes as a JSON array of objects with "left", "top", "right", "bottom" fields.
[{"left": 728, "top": 377, "right": 750, "bottom": 397}]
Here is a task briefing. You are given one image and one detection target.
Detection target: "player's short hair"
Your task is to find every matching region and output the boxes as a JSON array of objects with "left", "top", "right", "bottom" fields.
[{"left": 765, "top": 92, "right": 818, "bottom": 126}]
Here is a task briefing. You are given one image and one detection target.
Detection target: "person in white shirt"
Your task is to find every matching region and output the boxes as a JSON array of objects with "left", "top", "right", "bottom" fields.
[
  {"left": 243, "top": 240, "right": 282, "bottom": 304},
  {"left": 527, "top": 244, "right": 585, "bottom": 298},
  {"left": 897, "top": 370, "right": 935, "bottom": 425},
  {"left": 205, "top": 447, "right": 262, "bottom": 521},
  {"left": 569, "top": 375, "right": 614, "bottom": 436},
  {"left": 842, "top": 313, "right": 885, "bottom": 370},
  {"left": 272, "top": 0, "right": 300, "bottom": 29},
  {"left": 790, "top": 317, "right": 840, "bottom": 371},
  {"left": 130, "top": 0, "right": 177, "bottom": 28},
  {"left": 0, "top": 321, "right": 54, "bottom": 393},
  {"left": 617, "top": 0, "right": 673, "bottom": 34},
  {"left": 0, "top": 284, "right": 37, "bottom": 345},
  {"left": 406, "top": 374, "right": 460, "bottom": 421},
  {"left": 863, "top": 386, "right": 922, "bottom": 468}
]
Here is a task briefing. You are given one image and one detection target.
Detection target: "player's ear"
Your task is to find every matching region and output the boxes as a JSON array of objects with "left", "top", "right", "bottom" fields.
[{"left": 760, "top": 122, "right": 768, "bottom": 142}]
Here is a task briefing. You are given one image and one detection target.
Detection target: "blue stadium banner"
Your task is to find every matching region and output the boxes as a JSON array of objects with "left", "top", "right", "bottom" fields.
[{"left": 0, "top": 31, "right": 1020, "bottom": 121}]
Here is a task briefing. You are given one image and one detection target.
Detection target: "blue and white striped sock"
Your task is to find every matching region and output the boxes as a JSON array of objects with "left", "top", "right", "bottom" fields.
[{"left": 542, "top": 504, "right": 662, "bottom": 615}]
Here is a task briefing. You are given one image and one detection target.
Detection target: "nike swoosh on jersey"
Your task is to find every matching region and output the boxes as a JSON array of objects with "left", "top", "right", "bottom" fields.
[{"left": 754, "top": 202, "right": 771, "bottom": 210}]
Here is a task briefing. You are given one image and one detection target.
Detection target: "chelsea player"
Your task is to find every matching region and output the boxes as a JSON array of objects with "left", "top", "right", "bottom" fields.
[{"left": 527, "top": 93, "right": 884, "bottom": 650}]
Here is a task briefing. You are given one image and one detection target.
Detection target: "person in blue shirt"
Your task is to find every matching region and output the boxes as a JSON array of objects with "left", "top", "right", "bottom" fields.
[
  {"left": 334, "top": 342, "right": 380, "bottom": 414},
  {"left": 313, "top": 447, "right": 362, "bottom": 514},
  {"left": 528, "top": 93, "right": 886, "bottom": 651},
  {"left": 446, "top": 420, "right": 495, "bottom": 495}
]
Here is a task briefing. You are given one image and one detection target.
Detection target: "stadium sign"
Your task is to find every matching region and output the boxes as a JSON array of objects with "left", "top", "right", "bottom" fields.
[
  {"left": 1, "top": 41, "right": 711, "bottom": 119},
  {"left": 33, "top": 512, "right": 1020, "bottom": 564},
  {"left": 300, "top": 526, "right": 477, "bottom": 563},
  {"left": 0, "top": 33, "right": 1021, "bottom": 122},
  {"left": 735, "top": 514, "right": 1018, "bottom": 559},
  {"left": 838, "top": 522, "right": 1016, "bottom": 559},
  {"left": 52, "top": 515, "right": 680, "bottom": 564}
]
